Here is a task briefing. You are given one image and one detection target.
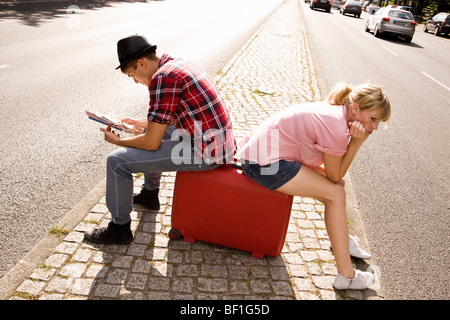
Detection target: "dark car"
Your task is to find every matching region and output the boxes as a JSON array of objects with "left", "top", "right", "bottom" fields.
[
  {"left": 424, "top": 12, "right": 450, "bottom": 37},
  {"left": 340, "top": 0, "right": 362, "bottom": 18},
  {"left": 310, "top": 0, "right": 332, "bottom": 13}
]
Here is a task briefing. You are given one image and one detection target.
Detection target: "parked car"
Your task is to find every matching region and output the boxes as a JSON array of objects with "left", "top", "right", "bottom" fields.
[
  {"left": 340, "top": 0, "right": 362, "bottom": 18},
  {"left": 365, "top": 7, "right": 416, "bottom": 42},
  {"left": 332, "top": 0, "right": 342, "bottom": 9},
  {"left": 384, "top": 5, "right": 412, "bottom": 12},
  {"left": 364, "top": 1, "right": 379, "bottom": 11},
  {"left": 366, "top": 4, "right": 380, "bottom": 14},
  {"left": 310, "top": 0, "right": 332, "bottom": 13},
  {"left": 424, "top": 12, "right": 450, "bottom": 37},
  {"left": 397, "top": 6, "right": 413, "bottom": 12}
]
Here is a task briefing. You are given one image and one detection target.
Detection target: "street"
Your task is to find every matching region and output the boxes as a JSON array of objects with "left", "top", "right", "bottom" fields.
[
  {"left": 0, "top": 0, "right": 282, "bottom": 279},
  {"left": 0, "top": 0, "right": 448, "bottom": 300},
  {"left": 300, "top": 1, "right": 449, "bottom": 299}
]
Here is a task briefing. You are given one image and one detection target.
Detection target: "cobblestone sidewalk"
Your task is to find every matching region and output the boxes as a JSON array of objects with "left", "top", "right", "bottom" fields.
[{"left": 9, "top": 0, "right": 381, "bottom": 301}]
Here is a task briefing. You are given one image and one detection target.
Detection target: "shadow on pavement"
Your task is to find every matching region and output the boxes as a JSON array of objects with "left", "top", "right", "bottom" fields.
[{"left": 0, "top": 0, "right": 162, "bottom": 27}]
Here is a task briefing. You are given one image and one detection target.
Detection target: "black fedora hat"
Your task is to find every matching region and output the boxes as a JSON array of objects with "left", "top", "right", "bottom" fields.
[{"left": 115, "top": 35, "right": 157, "bottom": 70}]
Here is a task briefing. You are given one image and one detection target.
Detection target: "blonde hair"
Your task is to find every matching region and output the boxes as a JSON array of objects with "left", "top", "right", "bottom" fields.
[{"left": 327, "top": 83, "right": 391, "bottom": 124}]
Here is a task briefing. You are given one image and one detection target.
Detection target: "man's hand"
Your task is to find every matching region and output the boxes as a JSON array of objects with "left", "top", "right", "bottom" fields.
[
  {"left": 100, "top": 124, "right": 122, "bottom": 146},
  {"left": 121, "top": 117, "right": 147, "bottom": 134}
]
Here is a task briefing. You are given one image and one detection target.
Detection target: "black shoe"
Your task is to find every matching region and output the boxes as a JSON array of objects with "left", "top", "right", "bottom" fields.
[
  {"left": 133, "top": 188, "right": 160, "bottom": 211},
  {"left": 84, "top": 221, "right": 133, "bottom": 245}
]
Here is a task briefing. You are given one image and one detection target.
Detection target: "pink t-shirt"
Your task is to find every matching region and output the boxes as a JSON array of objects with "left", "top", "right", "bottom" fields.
[{"left": 237, "top": 101, "right": 350, "bottom": 167}]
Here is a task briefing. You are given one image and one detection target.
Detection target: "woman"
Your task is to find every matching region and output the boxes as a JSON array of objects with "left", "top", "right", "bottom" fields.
[{"left": 238, "top": 83, "right": 391, "bottom": 290}]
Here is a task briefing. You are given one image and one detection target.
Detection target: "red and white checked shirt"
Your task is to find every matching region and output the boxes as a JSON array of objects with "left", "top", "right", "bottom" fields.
[{"left": 147, "top": 54, "right": 236, "bottom": 163}]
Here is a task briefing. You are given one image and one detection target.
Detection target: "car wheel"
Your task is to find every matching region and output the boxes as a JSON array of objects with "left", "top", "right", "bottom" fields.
[
  {"left": 365, "top": 21, "right": 370, "bottom": 32},
  {"left": 374, "top": 24, "right": 381, "bottom": 38},
  {"left": 434, "top": 27, "right": 440, "bottom": 36},
  {"left": 423, "top": 24, "right": 428, "bottom": 32},
  {"left": 404, "top": 36, "right": 412, "bottom": 43}
]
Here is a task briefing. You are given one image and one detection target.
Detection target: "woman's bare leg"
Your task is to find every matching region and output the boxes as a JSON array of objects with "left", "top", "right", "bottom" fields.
[{"left": 276, "top": 165, "right": 355, "bottom": 278}]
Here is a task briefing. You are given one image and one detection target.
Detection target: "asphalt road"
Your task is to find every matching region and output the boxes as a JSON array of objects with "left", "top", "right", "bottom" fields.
[
  {"left": 300, "top": 1, "right": 449, "bottom": 299},
  {"left": 0, "top": 0, "right": 282, "bottom": 279}
]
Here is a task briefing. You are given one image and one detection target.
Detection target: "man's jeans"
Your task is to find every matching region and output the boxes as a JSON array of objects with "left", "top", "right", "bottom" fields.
[{"left": 106, "top": 126, "right": 222, "bottom": 225}]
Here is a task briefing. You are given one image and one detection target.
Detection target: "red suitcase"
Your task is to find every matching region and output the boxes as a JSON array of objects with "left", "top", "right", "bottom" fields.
[{"left": 169, "top": 165, "right": 294, "bottom": 259}]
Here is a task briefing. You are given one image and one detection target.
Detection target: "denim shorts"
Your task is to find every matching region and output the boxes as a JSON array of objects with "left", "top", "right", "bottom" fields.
[{"left": 241, "top": 160, "right": 301, "bottom": 191}]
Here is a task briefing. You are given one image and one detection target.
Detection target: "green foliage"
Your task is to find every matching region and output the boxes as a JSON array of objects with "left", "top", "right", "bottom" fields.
[{"left": 422, "top": 2, "right": 439, "bottom": 21}]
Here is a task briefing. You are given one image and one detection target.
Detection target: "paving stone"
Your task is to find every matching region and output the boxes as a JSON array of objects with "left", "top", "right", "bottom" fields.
[
  {"left": 126, "top": 273, "right": 148, "bottom": 290},
  {"left": 198, "top": 278, "right": 228, "bottom": 293},
  {"left": 112, "top": 256, "right": 133, "bottom": 268},
  {"left": 85, "top": 264, "right": 108, "bottom": 278},
  {"left": 148, "top": 277, "right": 170, "bottom": 291},
  {"left": 271, "top": 281, "right": 295, "bottom": 296},
  {"left": 250, "top": 280, "right": 272, "bottom": 294},
  {"left": 93, "top": 284, "right": 120, "bottom": 298},
  {"left": 30, "top": 267, "right": 56, "bottom": 281},
  {"left": 177, "top": 264, "right": 199, "bottom": 277},
  {"left": 294, "top": 278, "right": 315, "bottom": 292},
  {"left": 54, "top": 242, "right": 79, "bottom": 255},
  {"left": 132, "top": 259, "right": 152, "bottom": 274},
  {"left": 172, "top": 277, "right": 194, "bottom": 293},
  {"left": 46, "top": 277, "right": 73, "bottom": 293},
  {"left": 72, "top": 278, "right": 95, "bottom": 296},
  {"left": 230, "top": 281, "right": 251, "bottom": 295},
  {"left": 72, "top": 248, "right": 92, "bottom": 262},
  {"left": 59, "top": 263, "right": 86, "bottom": 278},
  {"left": 312, "top": 276, "right": 335, "bottom": 290},
  {"left": 16, "top": 280, "right": 45, "bottom": 296},
  {"left": 64, "top": 231, "right": 85, "bottom": 243},
  {"left": 106, "top": 268, "right": 128, "bottom": 285}
]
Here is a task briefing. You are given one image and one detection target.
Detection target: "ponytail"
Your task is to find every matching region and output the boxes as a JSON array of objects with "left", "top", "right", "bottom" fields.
[{"left": 327, "top": 83, "right": 352, "bottom": 106}]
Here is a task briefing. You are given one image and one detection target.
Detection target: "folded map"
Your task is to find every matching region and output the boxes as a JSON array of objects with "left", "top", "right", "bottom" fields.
[{"left": 85, "top": 110, "right": 135, "bottom": 134}]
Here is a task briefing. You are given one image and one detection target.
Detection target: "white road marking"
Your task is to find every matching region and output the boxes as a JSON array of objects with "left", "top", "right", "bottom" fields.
[
  {"left": 381, "top": 45, "right": 398, "bottom": 56},
  {"left": 0, "top": 64, "right": 11, "bottom": 70},
  {"left": 420, "top": 71, "right": 450, "bottom": 92}
]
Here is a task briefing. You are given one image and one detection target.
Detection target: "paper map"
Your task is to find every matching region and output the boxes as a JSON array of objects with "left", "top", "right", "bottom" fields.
[{"left": 85, "top": 110, "right": 135, "bottom": 134}]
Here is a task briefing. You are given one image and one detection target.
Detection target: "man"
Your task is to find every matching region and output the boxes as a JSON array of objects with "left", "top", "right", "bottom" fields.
[{"left": 84, "top": 35, "right": 236, "bottom": 244}]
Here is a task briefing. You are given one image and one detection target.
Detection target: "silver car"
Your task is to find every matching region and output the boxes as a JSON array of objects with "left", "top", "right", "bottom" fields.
[
  {"left": 366, "top": 4, "right": 380, "bottom": 14},
  {"left": 365, "top": 7, "right": 416, "bottom": 42}
]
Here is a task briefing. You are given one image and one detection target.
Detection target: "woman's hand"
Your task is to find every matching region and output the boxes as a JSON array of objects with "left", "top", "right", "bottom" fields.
[{"left": 348, "top": 121, "right": 370, "bottom": 143}]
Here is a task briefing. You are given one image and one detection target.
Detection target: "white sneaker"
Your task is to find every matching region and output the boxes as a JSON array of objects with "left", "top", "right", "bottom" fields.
[
  {"left": 333, "top": 269, "right": 375, "bottom": 290},
  {"left": 348, "top": 235, "right": 372, "bottom": 259}
]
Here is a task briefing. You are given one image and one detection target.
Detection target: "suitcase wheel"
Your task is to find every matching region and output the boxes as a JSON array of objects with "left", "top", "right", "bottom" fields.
[
  {"left": 252, "top": 252, "right": 265, "bottom": 259},
  {"left": 168, "top": 228, "right": 182, "bottom": 240}
]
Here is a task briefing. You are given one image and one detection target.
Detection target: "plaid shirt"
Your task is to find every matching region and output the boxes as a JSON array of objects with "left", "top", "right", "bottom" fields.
[{"left": 147, "top": 54, "right": 235, "bottom": 163}]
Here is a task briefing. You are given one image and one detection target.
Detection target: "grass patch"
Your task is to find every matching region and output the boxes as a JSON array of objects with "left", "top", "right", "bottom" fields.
[{"left": 48, "top": 224, "right": 70, "bottom": 238}]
